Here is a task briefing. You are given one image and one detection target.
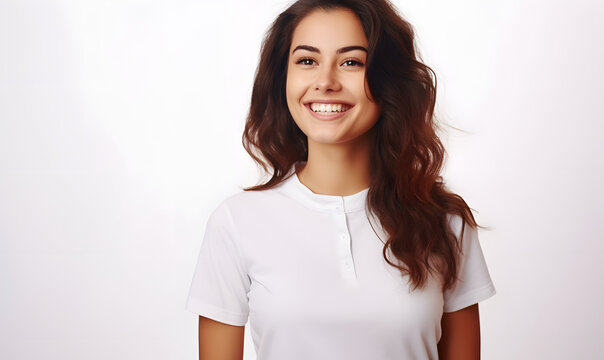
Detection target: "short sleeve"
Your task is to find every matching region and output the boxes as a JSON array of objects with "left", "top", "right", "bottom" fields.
[
  {"left": 185, "top": 201, "right": 250, "bottom": 326},
  {"left": 443, "top": 215, "right": 496, "bottom": 313}
]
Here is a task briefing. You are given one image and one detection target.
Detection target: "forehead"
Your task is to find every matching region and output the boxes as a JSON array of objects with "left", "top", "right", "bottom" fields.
[{"left": 290, "top": 8, "right": 368, "bottom": 50}]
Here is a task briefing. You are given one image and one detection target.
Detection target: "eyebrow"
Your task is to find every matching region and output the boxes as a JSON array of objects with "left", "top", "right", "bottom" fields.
[{"left": 291, "top": 45, "right": 368, "bottom": 54}]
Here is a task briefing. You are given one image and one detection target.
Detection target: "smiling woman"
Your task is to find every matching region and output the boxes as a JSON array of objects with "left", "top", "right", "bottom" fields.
[
  {"left": 286, "top": 8, "right": 381, "bottom": 146},
  {"left": 186, "top": 1, "right": 496, "bottom": 359}
]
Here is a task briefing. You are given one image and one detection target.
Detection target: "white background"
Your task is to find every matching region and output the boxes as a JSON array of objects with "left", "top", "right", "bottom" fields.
[{"left": 1, "top": 0, "right": 602, "bottom": 359}]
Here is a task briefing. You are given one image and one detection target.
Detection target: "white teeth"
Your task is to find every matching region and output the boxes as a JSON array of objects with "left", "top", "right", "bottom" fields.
[{"left": 309, "top": 103, "right": 351, "bottom": 113}]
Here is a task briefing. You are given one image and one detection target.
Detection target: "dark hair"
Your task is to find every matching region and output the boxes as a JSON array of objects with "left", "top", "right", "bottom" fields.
[{"left": 241, "top": 0, "right": 482, "bottom": 292}]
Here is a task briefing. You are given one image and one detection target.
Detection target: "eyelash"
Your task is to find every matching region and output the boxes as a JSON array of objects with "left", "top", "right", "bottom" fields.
[{"left": 295, "top": 57, "right": 364, "bottom": 67}]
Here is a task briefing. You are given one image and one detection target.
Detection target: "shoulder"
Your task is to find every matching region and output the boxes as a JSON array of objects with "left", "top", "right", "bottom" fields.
[
  {"left": 443, "top": 212, "right": 480, "bottom": 256},
  {"left": 208, "top": 184, "right": 291, "bottom": 223},
  {"left": 445, "top": 212, "right": 476, "bottom": 238}
]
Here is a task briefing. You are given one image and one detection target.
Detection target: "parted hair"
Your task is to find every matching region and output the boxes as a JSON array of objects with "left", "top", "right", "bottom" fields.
[{"left": 241, "top": 0, "right": 481, "bottom": 292}]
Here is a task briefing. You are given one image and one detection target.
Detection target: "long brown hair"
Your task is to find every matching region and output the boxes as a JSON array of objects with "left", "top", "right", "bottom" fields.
[{"left": 241, "top": 0, "right": 481, "bottom": 292}]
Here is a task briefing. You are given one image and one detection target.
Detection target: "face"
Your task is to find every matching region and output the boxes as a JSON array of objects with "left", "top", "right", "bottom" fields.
[{"left": 286, "top": 8, "right": 381, "bottom": 146}]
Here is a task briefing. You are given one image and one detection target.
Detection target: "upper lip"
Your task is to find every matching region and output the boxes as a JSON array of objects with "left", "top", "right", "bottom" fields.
[{"left": 303, "top": 100, "right": 354, "bottom": 106}]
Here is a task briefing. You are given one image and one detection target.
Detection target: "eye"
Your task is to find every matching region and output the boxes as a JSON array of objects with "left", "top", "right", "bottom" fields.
[
  {"left": 342, "top": 59, "right": 364, "bottom": 67},
  {"left": 296, "top": 57, "right": 316, "bottom": 66}
]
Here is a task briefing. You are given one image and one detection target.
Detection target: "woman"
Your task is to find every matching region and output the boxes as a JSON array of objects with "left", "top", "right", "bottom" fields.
[{"left": 186, "top": 0, "right": 496, "bottom": 359}]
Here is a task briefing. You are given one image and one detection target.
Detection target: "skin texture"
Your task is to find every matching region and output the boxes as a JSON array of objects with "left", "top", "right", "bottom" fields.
[
  {"left": 285, "top": 8, "right": 381, "bottom": 196},
  {"left": 198, "top": 316, "right": 245, "bottom": 360},
  {"left": 438, "top": 304, "right": 481, "bottom": 359}
]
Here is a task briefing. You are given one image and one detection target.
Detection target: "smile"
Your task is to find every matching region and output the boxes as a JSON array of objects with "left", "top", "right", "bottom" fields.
[
  {"left": 309, "top": 103, "right": 352, "bottom": 113},
  {"left": 305, "top": 103, "right": 354, "bottom": 121}
]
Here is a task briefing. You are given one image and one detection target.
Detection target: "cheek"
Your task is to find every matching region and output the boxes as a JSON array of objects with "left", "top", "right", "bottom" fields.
[
  {"left": 360, "top": 99, "right": 381, "bottom": 128},
  {"left": 285, "top": 70, "right": 292, "bottom": 99},
  {"left": 286, "top": 71, "right": 304, "bottom": 98},
  {"left": 285, "top": 72, "right": 297, "bottom": 110},
  {"left": 285, "top": 72, "right": 306, "bottom": 125},
  {"left": 360, "top": 79, "right": 380, "bottom": 119}
]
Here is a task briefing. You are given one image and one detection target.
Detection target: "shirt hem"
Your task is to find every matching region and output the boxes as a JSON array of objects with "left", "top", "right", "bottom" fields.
[
  {"left": 185, "top": 298, "right": 248, "bottom": 326},
  {"left": 443, "top": 282, "right": 496, "bottom": 313}
]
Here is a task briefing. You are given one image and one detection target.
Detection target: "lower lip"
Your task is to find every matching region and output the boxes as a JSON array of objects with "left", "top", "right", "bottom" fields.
[{"left": 305, "top": 104, "right": 353, "bottom": 121}]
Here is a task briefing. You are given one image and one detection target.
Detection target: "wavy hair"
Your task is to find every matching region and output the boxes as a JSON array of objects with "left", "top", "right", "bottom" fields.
[{"left": 241, "top": 0, "right": 481, "bottom": 292}]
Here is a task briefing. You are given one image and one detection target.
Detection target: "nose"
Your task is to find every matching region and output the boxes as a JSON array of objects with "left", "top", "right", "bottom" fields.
[{"left": 313, "top": 64, "right": 342, "bottom": 92}]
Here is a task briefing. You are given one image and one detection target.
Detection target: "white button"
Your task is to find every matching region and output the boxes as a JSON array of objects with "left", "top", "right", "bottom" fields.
[{"left": 340, "top": 234, "right": 347, "bottom": 240}]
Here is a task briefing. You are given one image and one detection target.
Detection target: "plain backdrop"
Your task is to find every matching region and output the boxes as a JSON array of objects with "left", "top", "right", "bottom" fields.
[{"left": 1, "top": 0, "right": 603, "bottom": 359}]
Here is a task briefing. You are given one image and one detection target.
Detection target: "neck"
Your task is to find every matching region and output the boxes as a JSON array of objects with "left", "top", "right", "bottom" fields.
[{"left": 296, "top": 132, "right": 372, "bottom": 196}]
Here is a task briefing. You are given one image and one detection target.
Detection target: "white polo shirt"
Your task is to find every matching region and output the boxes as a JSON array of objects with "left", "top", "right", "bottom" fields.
[{"left": 186, "top": 161, "right": 496, "bottom": 359}]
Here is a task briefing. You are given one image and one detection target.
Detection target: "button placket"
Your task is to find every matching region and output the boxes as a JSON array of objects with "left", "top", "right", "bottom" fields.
[
  {"left": 337, "top": 232, "right": 349, "bottom": 257},
  {"left": 335, "top": 199, "right": 355, "bottom": 279}
]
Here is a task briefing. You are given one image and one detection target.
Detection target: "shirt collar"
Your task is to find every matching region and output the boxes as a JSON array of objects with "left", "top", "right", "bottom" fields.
[{"left": 277, "top": 161, "right": 369, "bottom": 213}]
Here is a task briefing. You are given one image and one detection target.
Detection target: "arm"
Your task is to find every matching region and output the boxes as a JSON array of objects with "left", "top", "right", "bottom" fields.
[
  {"left": 437, "top": 303, "right": 481, "bottom": 360},
  {"left": 198, "top": 316, "right": 245, "bottom": 360}
]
